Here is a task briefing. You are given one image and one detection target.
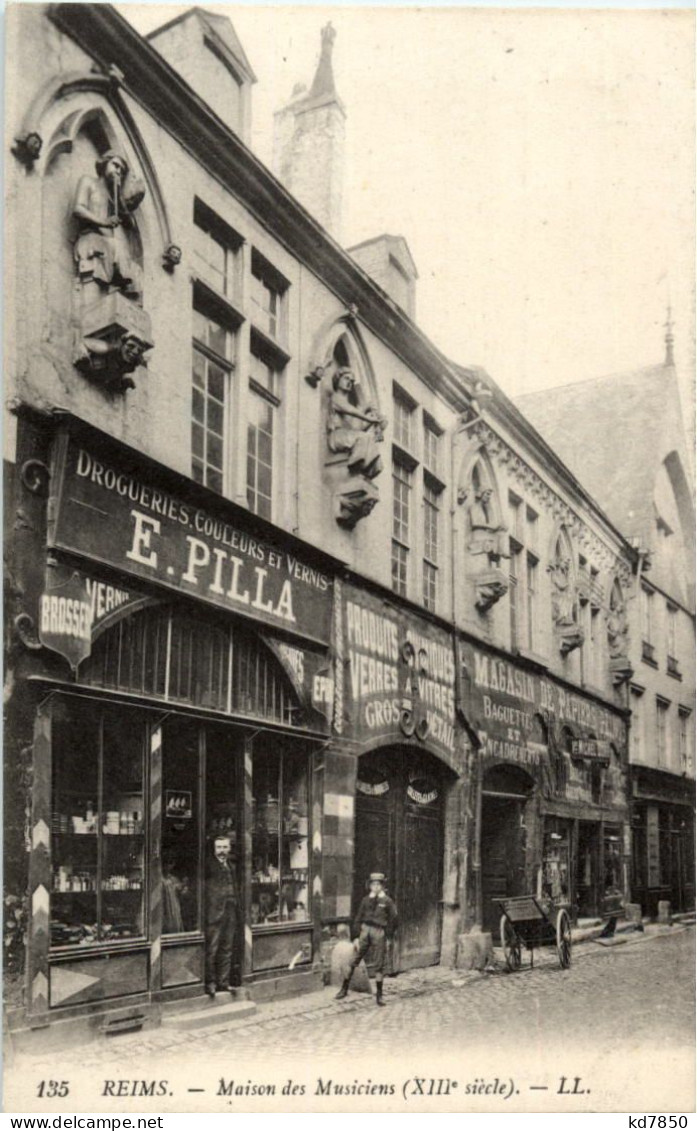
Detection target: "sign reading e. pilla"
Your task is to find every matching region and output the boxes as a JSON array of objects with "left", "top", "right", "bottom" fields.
[{"left": 48, "top": 433, "right": 333, "bottom": 645}]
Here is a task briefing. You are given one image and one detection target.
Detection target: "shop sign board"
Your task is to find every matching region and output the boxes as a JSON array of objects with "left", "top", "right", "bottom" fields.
[
  {"left": 460, "top": 639, "right": 626, "bottom": 766},
  {"left": 38, "top": 566, "right": 154, "bottom": 671},
  {"left": 338, "top": 582, "right": 457, "bottom": 762},
  {"left": 262, "top": 636, "right": 333, "bottom": 731},
  {"left": 49, "top": 435, "right": 333, "bottom": 645}
]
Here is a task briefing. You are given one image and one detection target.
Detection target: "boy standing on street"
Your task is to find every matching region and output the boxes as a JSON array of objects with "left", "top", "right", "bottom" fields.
[{"left": 335, "top": 872, "right": 398, "bottom": 1007}]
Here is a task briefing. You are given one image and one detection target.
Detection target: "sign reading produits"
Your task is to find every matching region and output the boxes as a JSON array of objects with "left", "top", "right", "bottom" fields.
[
  {"left": 339, "top": 584, "right": 456, "bottom": 759},
  {"left": 49, "top": 437, "right": 333, "bottom": 645},
  {"left": 460, "top": 640, "right": 626, "bottom": 767}
]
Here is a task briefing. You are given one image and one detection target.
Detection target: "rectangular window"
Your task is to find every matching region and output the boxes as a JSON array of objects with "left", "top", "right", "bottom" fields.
[
  {"left": 641, "top": 586, "right": 653, "bottom": 644},
  {"left": 423, "top": 481, "right": 440, "bottom": 612},
  {"left": 192, "top": 306, "right": 233, "bottom": 495},
  {"left": 509, "top": 543, "right": 520, "bottom": 648},
  {"left": 247, "top": 346, "right": 281, "bottom": 521},
  {"left": 525, "top": 506, "right": 538, "bottom": 551},
  {"left": 51, "top": 703, "right": 145, "bottom": 950},
  {"left": 393, "top": 388, "right": 416, "bottom": 452},
  {"left": 667, "top": 605, "right": 679, "bottom": 673},
  {"left": 251, "top": 743, "right": 310, "bottom": 925},
  {"left": 250, "top": 250, "right": 287, "bottom": 342},
  {"left": 392, "top": 458, "right": 412, "bottom": 596},
  {"left": 679, "top": 709, "right": 691, "bottom": 774},
  {"left": 526, "top": 553, "right": 538, "bottom": 651},
  {"left": 656, "top": 698, "right": 669, "bottom": 766},
  {"left": 193, "top": 200, "right": 241, "bottom": 299},
  {"left": 631, "top": 688, "right": 645, "bottom": 763},
  {"left": 508, "top": 492, "right": 523, "bottom": 543},
  {"left": 423, "top": 415, "right": 442, "bottom": 476}
]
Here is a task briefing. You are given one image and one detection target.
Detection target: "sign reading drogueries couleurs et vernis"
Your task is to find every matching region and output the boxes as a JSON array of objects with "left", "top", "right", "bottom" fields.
[{"left": 49, "top": 435, "right": 333, "bottom": 644}]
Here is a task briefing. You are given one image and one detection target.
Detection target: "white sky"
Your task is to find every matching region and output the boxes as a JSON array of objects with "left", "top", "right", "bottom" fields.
[{"left": 123, "top": 3, "right": 694, "bottom": 407}]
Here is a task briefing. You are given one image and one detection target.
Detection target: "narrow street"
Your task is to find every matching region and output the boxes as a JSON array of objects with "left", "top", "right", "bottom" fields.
[{"left": 8, "top": 927, "right": 694, "bottom": 1113}]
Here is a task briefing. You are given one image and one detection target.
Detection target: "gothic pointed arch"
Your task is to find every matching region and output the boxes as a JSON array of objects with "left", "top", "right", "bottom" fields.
[
  {"left": 547, "top": 525, "right": 584, "bottom": 656},
  {"left": 607, "top": 575, "right": 632, "bottom": 685},
  {"left": 25, "top": 72, "right": 174, "bottom": 393},
  {"left": 312, "top": 314, "right": 387, "bottom": 530},
  {"left": 455, "top": 441, "right": 509, "bottom": 614}
]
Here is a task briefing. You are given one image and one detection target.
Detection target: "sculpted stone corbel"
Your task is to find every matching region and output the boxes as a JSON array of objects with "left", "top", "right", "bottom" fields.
[
  {"left": 74, "top": 330, "right": 152, "bottom": 393},
  {"left": 475, "top": 572, "right": 509, "bottom": 613},
  {"left": 326, "top": 367, "right": 387, "bottom": 529},
  {"left": 71, "top": 148, "right": 153, "bottom": 393},
  {"left": 465, "top": 488, "right": 509, "bottom": 566}
]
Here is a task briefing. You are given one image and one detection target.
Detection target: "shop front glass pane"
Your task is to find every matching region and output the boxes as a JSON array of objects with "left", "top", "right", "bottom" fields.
[
  {"left": 603, "top": 827, "right": 623, "bottom": 897},
  {"left": 281, "top": 753, "right": 310, "bottom": 922},
  {"left": 251, "top": 746, "right": 310, "bottom": 925},
  {"left": 252, "top": 748, "right": 281, "bottom": 924},
  {"left": 51, "top": 705, "right": 100, "bottom": 947},
  {"left": 162, "top": 719, "right": 200, "bottom": 934},
  {"left": 101, "top": 710, "right": 145, "bottom": 942},
  {"left": 542, "top": 820, "right": 571, "bottom": 903}
]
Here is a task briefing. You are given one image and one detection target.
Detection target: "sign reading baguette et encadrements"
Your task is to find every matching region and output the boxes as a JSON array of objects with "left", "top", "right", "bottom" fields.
[
  {"left": 48, "top": 435, "right": 333, "bottom": 645},
  {"left": 459, "top": 639, "right": 626, "bottom": 765}
]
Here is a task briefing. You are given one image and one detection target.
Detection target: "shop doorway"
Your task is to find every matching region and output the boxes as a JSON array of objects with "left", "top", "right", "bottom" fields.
[
  {"left": 353, "top": 747, "right": 449, "bottom": 972},
  {"left": 480, "top": 765, "right": 534, "bottom": 936},
  {"left": 577, "top": 821, "right": 599, "bottom": 918},
  {"left": 204, "top": 726, "right": 243, "bottom": 985}
]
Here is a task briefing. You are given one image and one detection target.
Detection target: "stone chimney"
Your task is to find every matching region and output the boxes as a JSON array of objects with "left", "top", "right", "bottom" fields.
[
  {"left": 348, "top": 235, "right": 418, "bottom": 321},
  {"left": 148, "top": 8, "right": 256, "bottom": 145},
  {"left": 273, "top": 24, "right": 346, "bottom": 240}
]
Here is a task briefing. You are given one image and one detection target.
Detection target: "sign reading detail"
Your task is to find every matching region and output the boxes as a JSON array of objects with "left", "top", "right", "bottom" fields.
[
  {"left": 49, "top": 438, "right": 333, "bottom": 644},
  {"left": 460, "top": 640, "right": 626, "bottom": 766},
  {"left": 340, "top": 583, "right": 456, "bottom": 760}
]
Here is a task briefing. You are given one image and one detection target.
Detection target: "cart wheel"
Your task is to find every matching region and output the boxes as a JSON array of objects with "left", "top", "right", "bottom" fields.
[
  {"left": 556, "top": 908, "right": 572, "bottom": 969},
  {"left": 500, "top": 914, "right": 521, "bottom": 972}
]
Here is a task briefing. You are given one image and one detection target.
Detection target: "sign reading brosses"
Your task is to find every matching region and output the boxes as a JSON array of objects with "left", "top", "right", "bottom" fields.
[{"left": 48, "top": 432, "right": 333, "bottom": 645}]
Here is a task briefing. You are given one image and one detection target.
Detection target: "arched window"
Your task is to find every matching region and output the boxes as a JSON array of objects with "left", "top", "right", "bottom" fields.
[{"left": 80, "top": 605, "right": 303, "bottom": 725}]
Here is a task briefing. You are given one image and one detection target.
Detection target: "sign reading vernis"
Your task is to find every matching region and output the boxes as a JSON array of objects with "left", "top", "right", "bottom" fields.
[
  {"left": 459, "top": 639, "right": 627, "bottom": 766},
  {"left": 49, "top": 436, "right": 333, "bottom": 645},
  {"left": 338, "top": 582, "right": 457, "bottom": 759}
]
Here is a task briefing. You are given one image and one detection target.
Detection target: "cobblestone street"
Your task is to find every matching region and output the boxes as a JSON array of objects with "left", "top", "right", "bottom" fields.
[{"left": 8, "top": 927, "right": 694, "bottom": 1113}]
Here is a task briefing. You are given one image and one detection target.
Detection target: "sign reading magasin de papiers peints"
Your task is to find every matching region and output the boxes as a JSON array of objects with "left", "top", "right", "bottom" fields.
[
  {"left": 459, "top": 638, "right": 627, "bottom": 767},
  {"left": 47, "top": 429, "right": 334, "bottom": 646}
]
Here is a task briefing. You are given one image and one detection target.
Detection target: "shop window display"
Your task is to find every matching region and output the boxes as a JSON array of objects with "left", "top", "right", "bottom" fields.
[
  {"left": 252, "top": 745, "right": 309, "bottom": 925},
  {"left": 51, "top": 702, "right": 145, "bottom": 948},
  {"left": 162, "top": 719, "right": 201, "bottom": 934},
  {"left": 542, "top": 820, "right": 571, "bottom": 904}
]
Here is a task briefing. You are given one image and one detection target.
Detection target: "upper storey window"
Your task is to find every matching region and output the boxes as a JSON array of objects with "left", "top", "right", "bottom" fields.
[
  {"left": 393, "top": 386, "right": 416, "bottom": 453},
  {"left": 250, "top": 250, "right": 287, "bottom": 345},
  {"left": 193, "top": 199, "right": 242, "bottom": 300},
  {"left": 192, "top": 306, "right": 235, "bottom": 495}
]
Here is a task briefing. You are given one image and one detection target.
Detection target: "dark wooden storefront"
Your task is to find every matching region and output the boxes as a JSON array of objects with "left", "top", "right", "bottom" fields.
[{"left": 352, "top": 747, "right": 450, "bottom": 972}]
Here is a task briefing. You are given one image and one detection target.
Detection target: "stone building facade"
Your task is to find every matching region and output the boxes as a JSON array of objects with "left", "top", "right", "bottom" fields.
[
  {"left": 518, "top": 348, "right": 696, "bottom": 917},
  {"left": 5, "top": 4, "right": 641, "bottom": 1044}
]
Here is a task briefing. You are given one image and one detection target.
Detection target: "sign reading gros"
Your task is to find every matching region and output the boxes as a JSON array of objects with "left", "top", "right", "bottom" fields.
[
  {"left": 460, "top": 640, "right": 626, "bottom": 766},
  {"left": 341, "top": 584, "right": 456, "bottom": 757},
  {"left": 49, "top": 439, "right": 333, "bottom": 644}
]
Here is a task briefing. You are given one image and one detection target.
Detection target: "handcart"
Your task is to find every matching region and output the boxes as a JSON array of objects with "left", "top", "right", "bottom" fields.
[{"left": 494, "top": 895, "right": 572, "bottom": 971}]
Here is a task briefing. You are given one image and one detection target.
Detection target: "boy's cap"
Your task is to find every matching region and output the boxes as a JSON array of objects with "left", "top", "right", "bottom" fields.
[{"left": 369, "top": 872, "right": 386, "bottom": 882}]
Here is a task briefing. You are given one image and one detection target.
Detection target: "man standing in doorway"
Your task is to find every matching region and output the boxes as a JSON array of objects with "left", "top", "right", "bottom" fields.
[
  {"left": 205, "top": 835, "right": 238, "bottom": 996},
  {"left": 335, "top": 872, "right": 398, "bottom": 1006}
]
